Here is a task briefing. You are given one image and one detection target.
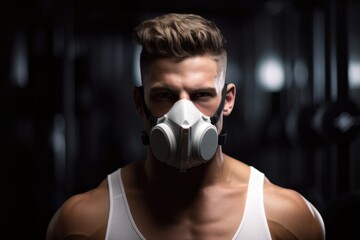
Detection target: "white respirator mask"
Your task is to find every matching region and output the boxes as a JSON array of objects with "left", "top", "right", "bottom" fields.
[{"left": 138, "top": 84, "right": 227, "bottom": 172}]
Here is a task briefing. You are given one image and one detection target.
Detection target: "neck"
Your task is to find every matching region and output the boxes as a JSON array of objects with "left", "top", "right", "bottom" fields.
[
  {"left": 142, "top": 149, "right": 228, "bottom": 193},
  {"left": 134, "top": 149, "right": 233, "bottom": 223}
]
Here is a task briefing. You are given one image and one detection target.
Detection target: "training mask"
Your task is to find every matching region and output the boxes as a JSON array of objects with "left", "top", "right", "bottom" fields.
[{"left": 138, "top": 85, "right": 227, "bottom": 172}]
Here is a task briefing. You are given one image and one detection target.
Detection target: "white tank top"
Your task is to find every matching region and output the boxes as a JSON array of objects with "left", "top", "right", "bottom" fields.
[{"left": 105, "top": 166, "right": 272, "bottom": 240}]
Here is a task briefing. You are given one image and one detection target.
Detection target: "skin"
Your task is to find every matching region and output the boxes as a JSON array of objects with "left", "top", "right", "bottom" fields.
[{"left": 46, "top": 55, "right": 325, "bottom": 240}]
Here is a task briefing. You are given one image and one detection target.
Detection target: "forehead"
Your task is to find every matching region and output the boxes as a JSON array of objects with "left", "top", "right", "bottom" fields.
[{"left": 145, "top": 56, "right": 219, "bottom": 88}]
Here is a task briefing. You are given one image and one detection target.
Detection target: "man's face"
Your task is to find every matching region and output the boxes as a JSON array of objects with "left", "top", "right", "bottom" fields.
[{"left": 143, "top": 55, "right": 223, "bottom": 119}]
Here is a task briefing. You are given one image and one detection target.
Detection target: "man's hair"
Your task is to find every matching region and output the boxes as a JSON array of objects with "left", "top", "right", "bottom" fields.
[{"left": 133, "top": 13, "right": 227, "bottom": 84}]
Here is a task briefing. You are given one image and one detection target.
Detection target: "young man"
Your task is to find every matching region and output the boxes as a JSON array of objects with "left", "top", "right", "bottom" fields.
[{"left": 46, "top": 13, "right": 325, "bottom": 240}]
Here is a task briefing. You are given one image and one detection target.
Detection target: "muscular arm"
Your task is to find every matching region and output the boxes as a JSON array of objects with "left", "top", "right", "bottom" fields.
[
  {"left": 46, "top": 180, "right": 109, "bottom": 240},
  {"left": 264, "top": 181, "right": 325, "bottom": 240}
]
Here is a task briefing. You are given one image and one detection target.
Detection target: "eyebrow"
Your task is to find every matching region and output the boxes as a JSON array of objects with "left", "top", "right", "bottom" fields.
[
  {"left": 149, "top": 86, "right": 217, "bottom": 95},
  {"left": 149, "top": 87, "right": 175, "bottom": 95},
  {"left": 192, "top": 87, "right": 217, "bottom": 94}
]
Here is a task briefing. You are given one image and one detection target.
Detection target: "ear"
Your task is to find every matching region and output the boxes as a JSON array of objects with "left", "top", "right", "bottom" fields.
[
  {"left": 223, "top": 83, "right": 236, "bottom": 116},
  {"left": 133, "top": 86, "right": 144, "bottom": 116}
]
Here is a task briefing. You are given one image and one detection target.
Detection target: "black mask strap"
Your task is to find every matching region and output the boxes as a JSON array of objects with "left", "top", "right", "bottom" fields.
[
  {"left": 137, "top": 86, "right": 158, "bottom": 127},
  {"left": 137, "top": 86, "right": 155, "bottom": 145},
  {"left": 211, "top": 84, "right": 228, "bottom": 145},
  {"left": 218, "top": 131, "right": 227, "bottom": 145},
  {"left": 210, "top": 83, "right": 228, "bottom": 125}
]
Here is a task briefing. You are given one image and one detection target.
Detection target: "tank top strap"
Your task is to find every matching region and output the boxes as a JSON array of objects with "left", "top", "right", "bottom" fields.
[
  {"left": 232, "top": 166, "right": 272, "bottom": 240},
  {"left": 105, "top": 169, "right": 144, "bottom": 240}
]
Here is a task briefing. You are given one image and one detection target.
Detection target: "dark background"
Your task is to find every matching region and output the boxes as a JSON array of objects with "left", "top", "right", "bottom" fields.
[{"left": 1, "top": 0, "right": 360, "bottom": 239}]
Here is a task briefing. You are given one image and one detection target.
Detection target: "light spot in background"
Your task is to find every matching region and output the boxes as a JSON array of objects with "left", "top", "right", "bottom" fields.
[
  {"left": 257, "top": 56, "right": 285, "bottom": 92},
  {"left": 293, "top": 59, "right": 309, "bottom": 88},
  {"left": 11, "top": 31, "right": 28, "bottom": 88},
  {"left": 349, "top": 60, "right": 360, "bottom": 89},
  {"left": 51, "top": 114, "right": 66, "bottom": 187},
  {"left": 133, "top": 45, "right": 142, "bottom": 86}
]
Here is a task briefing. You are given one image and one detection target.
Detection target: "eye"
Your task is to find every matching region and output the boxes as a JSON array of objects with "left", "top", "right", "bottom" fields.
[
  {"left": 191, "top": 91, "right": 214, "bottom": 101},
  {"left": 152, "top": 91, "right": 177, "bottom": 102}
]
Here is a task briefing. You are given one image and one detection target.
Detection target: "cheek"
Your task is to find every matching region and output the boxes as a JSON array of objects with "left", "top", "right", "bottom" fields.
[
  {"left": 195, "top": 99, "right": 221, "bottom": 117},
  {"left": 148, "top": 103, "right": 173, "bottom": 118}
]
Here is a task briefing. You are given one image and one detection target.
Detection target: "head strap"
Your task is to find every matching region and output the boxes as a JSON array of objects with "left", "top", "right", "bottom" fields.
[{"left": 137, "top": 86, "right": 157, "bottom": 127}]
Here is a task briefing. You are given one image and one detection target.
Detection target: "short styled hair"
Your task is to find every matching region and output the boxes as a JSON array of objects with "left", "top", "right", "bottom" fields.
[{"left": 133, "top": 13, "right": 227, "bottom": 86}]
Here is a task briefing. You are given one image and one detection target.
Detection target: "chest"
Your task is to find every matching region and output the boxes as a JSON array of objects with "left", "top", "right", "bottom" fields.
[{"left": 127, "top": 187, "right": 247, "bottom": 240}]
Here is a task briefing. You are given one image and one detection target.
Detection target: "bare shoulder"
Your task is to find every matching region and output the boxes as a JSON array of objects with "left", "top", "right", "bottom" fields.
[
  {"left": 263, "top": 179, "right": 325, "bottom": 240},
  {"left": 46, "top": 178, "right": 109, "bottom": 240}
]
